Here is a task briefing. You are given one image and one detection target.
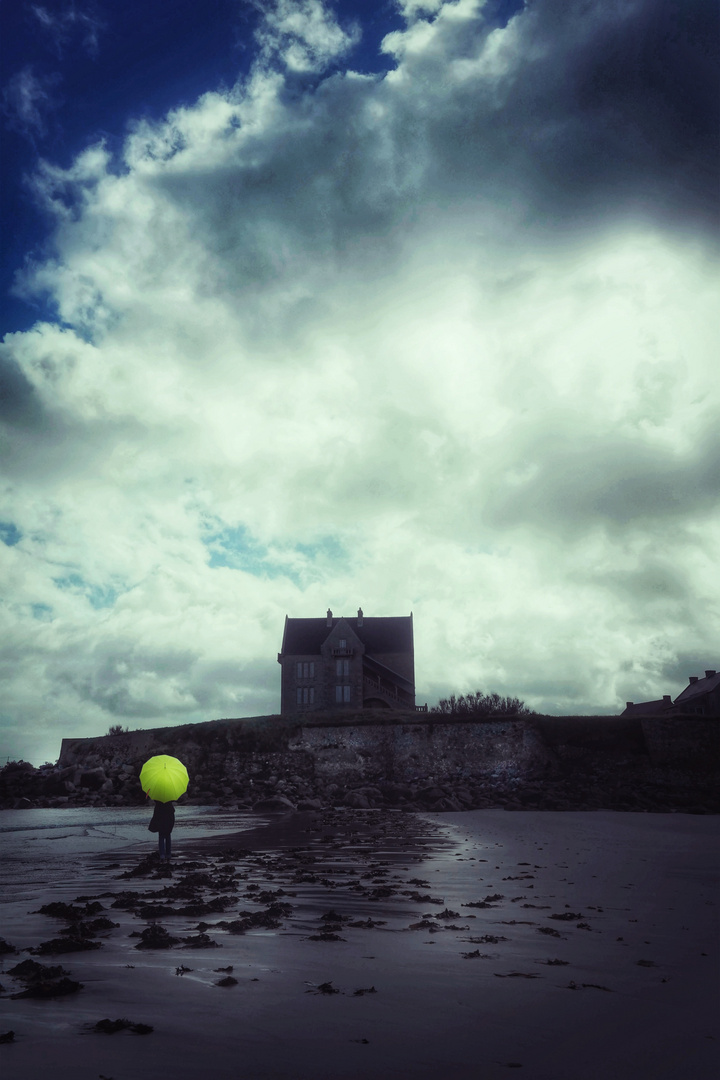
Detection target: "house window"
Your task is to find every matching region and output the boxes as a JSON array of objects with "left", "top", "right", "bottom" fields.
[
  {"left": 336, "top": 658, "right": 349, "bottom": 676},
  {"left": 296, "top": 661, "right": 315, "bottom": 678},
  {"left": 338, "top": 639, "right": 347, "bottom": 649},
  {"left": 296, "top": 687, "right": 315, "bottom": 706},
  {"left": 335, "top": 685, "right": 351, "bottom": 703}
]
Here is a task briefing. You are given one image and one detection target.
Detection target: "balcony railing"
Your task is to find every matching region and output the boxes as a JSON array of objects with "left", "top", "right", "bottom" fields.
[
  {"left": 363, "top": 674, "right": 414, "bottom": 709},
  {"left": 332, "top": 647, "right": 354, "bottom": 656}
]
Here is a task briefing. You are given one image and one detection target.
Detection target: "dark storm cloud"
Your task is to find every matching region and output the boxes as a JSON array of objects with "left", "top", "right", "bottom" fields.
[
  {"left": 522, "top": 0, "right": 720, "bottom": 236},
  {"left": 0, "top": 354, "right": 44, "bottom": 425},
  {"left": 397, "top": 0, "right": 719, "bottom": 241},
  {"left": 141, "top": 0, "right": 718, "bottom": 314},
  {"left": 484, "top": 422, "right": 720, "bottom": 534},
  {"left": 661, "top": 651, "right": 719, "bottom": 686}
]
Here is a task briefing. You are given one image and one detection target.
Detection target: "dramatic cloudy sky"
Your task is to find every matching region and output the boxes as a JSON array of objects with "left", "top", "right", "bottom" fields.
[{"left": 1, "top": 0, "right": 718, "bottom": 765}]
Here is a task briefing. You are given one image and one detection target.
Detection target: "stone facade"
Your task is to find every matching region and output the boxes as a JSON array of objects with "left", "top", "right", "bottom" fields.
[{"left": 277, "top": 609, "right": 416, "bottom": 716}]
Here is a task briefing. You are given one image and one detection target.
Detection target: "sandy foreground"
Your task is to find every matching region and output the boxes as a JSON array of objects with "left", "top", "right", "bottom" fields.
[{"left": 1, "top": 807, "right": 718, "bottom": 1080}]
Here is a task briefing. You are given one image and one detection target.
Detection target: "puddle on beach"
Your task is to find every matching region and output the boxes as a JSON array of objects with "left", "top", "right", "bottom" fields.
[
  {"left": 0, "top": 812, "right": 459, "bottom": 946},
  {"left": 0, "top": 806, "right": 269, "bottom": 891},
  {"left": 0, "top": 807, "right": 461, "bottom": 1006}
]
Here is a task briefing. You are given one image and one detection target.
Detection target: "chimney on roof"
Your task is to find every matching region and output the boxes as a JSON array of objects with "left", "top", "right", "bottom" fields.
[
  {"left": 326, "top": 609, "right": 333, "bottom": 626},
  {"left": 626, "top": 702, "right": 633, "bottom": 708},
  {"left": 689, "top": 676, "right": 698, "bottom": 683},
  {"left": 705, "top": 670, "right": 716, "bottom": 678},
  {"left": 663, "top": 695, "right": 672, "bottom": 704},
  {"left": 357, "top": 607, "right": 363, "bottom": 626}
]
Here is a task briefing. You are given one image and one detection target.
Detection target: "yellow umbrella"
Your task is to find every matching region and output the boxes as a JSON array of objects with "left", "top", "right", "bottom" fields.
[{"left": 139, "top": 755, "right": 189, "bottom": 803}]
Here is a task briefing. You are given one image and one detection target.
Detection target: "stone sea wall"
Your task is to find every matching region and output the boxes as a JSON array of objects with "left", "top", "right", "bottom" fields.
[{"left": 2, "top": 711, "right": 718, "bottom": 812}]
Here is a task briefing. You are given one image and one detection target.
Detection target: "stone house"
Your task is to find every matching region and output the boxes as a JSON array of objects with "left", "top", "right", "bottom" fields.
[
  {"left": 622, "top": 668, "right": 720, "bottom": 718},
  {"left": 670, "top": 669, "right": 720, "bottom": 716},
  {"left": 277, "top": 609, "right": 416, "bottom": 715}
]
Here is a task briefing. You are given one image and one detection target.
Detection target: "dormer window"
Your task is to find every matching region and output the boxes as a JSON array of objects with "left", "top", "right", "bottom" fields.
[{"left": 332, "top": 637, "right": 353, "bottom": 657}]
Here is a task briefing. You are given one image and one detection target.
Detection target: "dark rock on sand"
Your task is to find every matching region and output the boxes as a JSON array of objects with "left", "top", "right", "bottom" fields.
[
  {"left": 306, "top": 981, "right": 340, "bottom": 995},
  {"left": 9, "top": 959, "right": 83, "bottom": 999},
  {"left": 93, "top": 1018, "right": 153, "bottom": 1034},
  {"left": 8, "top": 959, "right": 70, "bottom": 981},
  {"left": 35, "top": 900, "right": 104, "bottom": 919},
  {"left": 133, "top": 925, "right": 181, "bottom": 949},
  {"left": 118, "top": 856, "right": 165, "bottom": 879},
  {"left": 465, "top": 934, "right": 508, "bottom": 944},
  {"left": 59, "top": 917, "right": 118, "bottom": 936},
  {"left": 31, "top": 937, "right": 102, "bottom": 955},
  {"left": 181, "top": 932, "right": 221, "bottom": 948},
  {"left": 11, "top": 976, "right": 83, "bottom": 999}
]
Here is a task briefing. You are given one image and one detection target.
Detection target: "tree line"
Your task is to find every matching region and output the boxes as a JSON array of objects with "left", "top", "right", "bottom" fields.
[{"left": 430, "top": 690, "right": 534, "bottom": 717}]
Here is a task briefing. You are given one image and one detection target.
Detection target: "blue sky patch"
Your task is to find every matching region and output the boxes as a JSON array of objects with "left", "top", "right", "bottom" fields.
[
  {"left": 204, "top": 524, "right": 346, "bottom": 585},
  {"left": 52, "top": 573, "right": 119, "bottom": 609},
  {"left": 0, "top": 522, "right": 22, "bottom": 547}
]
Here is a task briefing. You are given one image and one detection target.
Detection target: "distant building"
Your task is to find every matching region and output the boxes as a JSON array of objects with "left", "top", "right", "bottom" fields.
[
  {"left": 620, "top": 696, "right": 674, "bottom": 718},
  {"left": 277, "top": 609, "right": 416, "bottom": 715},
  {"left": 621, "top": 668, "right": 720, "bottom": 718},
  {"left": 671, "top": 669, "right": 720, "bottom": 716}
]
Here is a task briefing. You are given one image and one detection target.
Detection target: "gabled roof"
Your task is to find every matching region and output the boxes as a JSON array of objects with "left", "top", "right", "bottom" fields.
[
  {"left": 620, "top": 699, "right": 672, "bottom": 717},
  {"left": 674, "top": 670, "right": 720, "bottom": 704},
  {"left": 280, "top": 615, "right": 413, "bottom": 657}
]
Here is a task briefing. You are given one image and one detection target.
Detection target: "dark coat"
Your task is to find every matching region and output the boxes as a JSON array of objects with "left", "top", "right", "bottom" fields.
[{"left": 150, "top": 801, "right": 175, "bottom": 834}]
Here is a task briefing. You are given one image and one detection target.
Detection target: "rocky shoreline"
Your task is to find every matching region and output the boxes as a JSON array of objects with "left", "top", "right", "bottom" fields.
[{"left": 2, "top": 756, "right": 718, "bottom": 814}]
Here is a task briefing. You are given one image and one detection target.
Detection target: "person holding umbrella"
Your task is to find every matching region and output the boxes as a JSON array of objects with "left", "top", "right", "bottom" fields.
[
  {"left": 150, "top": 799, "right": 175, "bottom": 861},
  {"left": 140, "top": 755, "right": 189, "bottom": 863}
]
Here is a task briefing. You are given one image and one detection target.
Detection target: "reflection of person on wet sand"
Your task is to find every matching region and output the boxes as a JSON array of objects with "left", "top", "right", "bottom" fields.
[{"left": 149, "top": 800, "right": 175, "bottom": 861}]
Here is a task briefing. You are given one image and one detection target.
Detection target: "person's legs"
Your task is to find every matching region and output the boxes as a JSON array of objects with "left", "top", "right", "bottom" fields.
[
  {"left": 158, "top": 833, "right": 169, "bottom": 859},
  {"left": 165, "top": 833, "right": 171, "bottom": 861}
]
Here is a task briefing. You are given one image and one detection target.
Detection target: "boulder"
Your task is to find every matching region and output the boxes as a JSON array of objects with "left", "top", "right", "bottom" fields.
[
  {"left": 343, "top": 791, "right": 370, "bottom": 809},
  {"left": 297, "top": 798, "right": 323, "bottom": 811},
  {"left": 252, "top": 795, "right": 297, "bottom": 813},
  {"left": 79, "top": 768, "right": 108, "bottom": 792}
]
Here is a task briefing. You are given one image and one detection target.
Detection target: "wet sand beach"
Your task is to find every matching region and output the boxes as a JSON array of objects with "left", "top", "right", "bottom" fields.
[{"left": 1, "top": 807, "right": 718, "bottom": 1080}]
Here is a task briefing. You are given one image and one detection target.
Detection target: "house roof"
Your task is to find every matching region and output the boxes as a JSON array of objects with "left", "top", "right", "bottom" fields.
[
  {"left": 620, "top": 699, "right": 672, "bottom": 717},
  {"left": 280, "top": 615, "right": 413, "bottom": 657},
  {"left": 674, "top": 670, "right": 720, "bottom": 704}
]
